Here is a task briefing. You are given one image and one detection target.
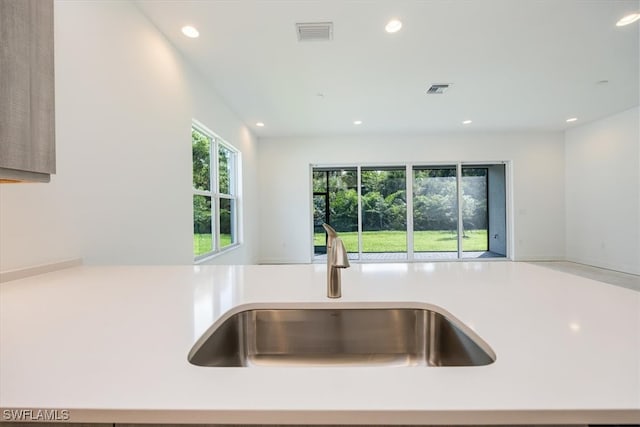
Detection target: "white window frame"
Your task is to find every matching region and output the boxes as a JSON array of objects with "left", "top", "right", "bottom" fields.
[{"left": 192, "top": 121, "right": 240, "bottom": 261}]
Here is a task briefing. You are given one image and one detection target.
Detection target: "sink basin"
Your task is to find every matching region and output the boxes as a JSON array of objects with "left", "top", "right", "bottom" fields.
[{"left": 188, "top": 304, "right": 495, "bottom": 367}]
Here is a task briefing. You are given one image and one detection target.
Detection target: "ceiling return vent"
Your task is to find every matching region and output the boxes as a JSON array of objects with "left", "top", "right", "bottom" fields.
[
  {"left": 426, "top": 84, "right": 451, "bottom": 94},
  {"left": 296, "top": 22, "right": 333, "bottom": 41}
]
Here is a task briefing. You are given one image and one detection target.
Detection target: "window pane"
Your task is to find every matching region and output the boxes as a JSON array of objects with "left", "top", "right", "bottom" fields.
[
  {"left": 192, "top": 129, "right": 210, "bottom": 191},
  {"left": 313, "top": 168, "right": 358, "bottom": 257},
  {"left": 361, "top": 168, "right": 406, "bottom": 260},
  {"left": 313, "top": 171, "right": 327, "bottom": 193},
  {"left": 413, "top": 167, "right": 458, "bottom": 259},
  {"left": 328, "top": 169, "right": 358, "bottom": 253},
  {"left": 219, "top": 198, "right": 235, "bottom": 248},
  {"left": 218, "top": 145, "right": 233, "bottom": 195},
  {"left": 313, "top": 194, "right": 328, "bottom": 253},
  {"left": 193, "top": 195, "right": 212, "bottom": 256},
  {"left": 461, "top": 168, "right": 488, "bottom": 255}
]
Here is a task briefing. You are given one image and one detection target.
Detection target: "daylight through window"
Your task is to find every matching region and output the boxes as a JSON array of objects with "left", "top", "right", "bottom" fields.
[
  {"left": 192, "top": 124, "right": 238, "bottom": 259},
  {"left": 312, "top": 164, "right": 507, "bottom": 261}
]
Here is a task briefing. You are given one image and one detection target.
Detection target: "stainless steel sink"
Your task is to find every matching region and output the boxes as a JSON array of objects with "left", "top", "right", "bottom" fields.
[{"left": 188, "top": 305, "right": 495, "bottom": 367}]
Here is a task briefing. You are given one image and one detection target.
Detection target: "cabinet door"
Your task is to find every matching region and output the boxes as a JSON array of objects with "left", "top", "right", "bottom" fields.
[
  {"left": 0, "top": 0, "right": 32, "bottom": 170},
  {"left": 0, "top": 0, "right": 55, "bottom": 179},
  {"left": 28, "top": 0, "right": 56, "bottom": 174}
]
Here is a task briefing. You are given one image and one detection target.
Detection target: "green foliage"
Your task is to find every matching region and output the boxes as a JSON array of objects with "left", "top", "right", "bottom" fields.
[
  {"left": 361, "top": 170, "right": 406, "bottom": 231},
  {"left": 192, "top": 129, "right": 210, "bottom": 190},
  {"left": 193, "top": 195, "right": 211, "bottom": 234},
  {"left": 413, "top": 170, "right": 457, "bottom": 231},
  {"left": 219, "top": 199, "right": 233, "bottom": 235},
  {"left": 218, "top": 146, "right": 231, "bottom": 194},
  {"left": 192, "top": 129, "right": 236, "bottom": 257},
  {"left": 330, "top": 188, "right": 358, "bottom": 231},
  {"left": 314, "top": 170, "right": 358, "bottom": 232},
  {"left": 313, "top": 167, "right": 489, "bottom": 251}
]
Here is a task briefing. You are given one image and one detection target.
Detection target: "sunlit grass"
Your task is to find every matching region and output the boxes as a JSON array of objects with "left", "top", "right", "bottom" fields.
[
  {"left": 194, "top": 234, "right": 232, "bottom": 256},
  {"left": 314, "top": 229, "right": 487, "bottom": 252}
]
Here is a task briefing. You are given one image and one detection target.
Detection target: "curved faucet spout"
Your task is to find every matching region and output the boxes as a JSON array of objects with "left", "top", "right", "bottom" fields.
[
  {"left": 331, "top": 237, "right": 350, "bottom": 268},
  {"left": 322, "top": 223, "right": 338, "bottom": 249},
  {"left": 322, "top": 223, "right": 338, "bottom": 237},
  {"left": 322, "top": 223, "right": 350, "bottom": 298}
]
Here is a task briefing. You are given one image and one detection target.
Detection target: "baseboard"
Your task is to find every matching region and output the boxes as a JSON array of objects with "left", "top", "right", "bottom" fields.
[
  {"left": 514, "top": 255, "right": 565, "bottom": 262},
  {"left": 566, "top": 256, "right": 640, "bottom": 276},
  {"left": 257, "top": 258, "right": 311, "bottom": 265},
  {"left": 0, "top": 258, "right": 83, "bottom": 283}
]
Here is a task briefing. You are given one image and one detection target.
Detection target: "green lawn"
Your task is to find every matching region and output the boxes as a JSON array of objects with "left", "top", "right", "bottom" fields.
[
  {"left": 194, "top": 234, "right": 232, "bottom": 256},
  {"left": 195, "top": 229, "right": 487, "bottom": 257},
  {"left": 314, "top": 230, "right": 487, "bottom": 252}
]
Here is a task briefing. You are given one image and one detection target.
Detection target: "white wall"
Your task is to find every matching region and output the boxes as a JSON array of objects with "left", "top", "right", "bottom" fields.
[
  {"left": 0, "top": 0, "right": 259, "bottom": 271},
  {"left": 257, "top": 132, "right": 566, "bottom": 264},
  {"left": 565, "top": 107, "right": 640, "bottom": 275}
]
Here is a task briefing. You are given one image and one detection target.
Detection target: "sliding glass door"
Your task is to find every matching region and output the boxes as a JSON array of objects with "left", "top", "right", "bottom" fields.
[
  {"left": 361, "top": 167, "right": 407, "bottom": 260},
  {"left": 412, "top": 167, "right": 458, "bottom": 260},
  {"left": 313, "top": 168, "right": 358, "bottom": 257},
  {"left": 312, "top": 163, "right": 507, "bottom": 261},
  {"left": 461, "top": 167, "right": 488, "bottom": 256}
]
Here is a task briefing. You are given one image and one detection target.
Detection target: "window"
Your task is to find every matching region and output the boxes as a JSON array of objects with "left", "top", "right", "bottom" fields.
[
  {"left": 312, "top": 163, "right": 507, "bottom": 262},
  {"left": 192, "top": 123, "right": 239, "bottom": 259}
]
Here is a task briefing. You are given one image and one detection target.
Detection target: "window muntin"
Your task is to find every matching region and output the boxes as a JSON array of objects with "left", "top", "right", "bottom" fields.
[{"left": 192, "top": 124, "right": 239, "bottom": 259}]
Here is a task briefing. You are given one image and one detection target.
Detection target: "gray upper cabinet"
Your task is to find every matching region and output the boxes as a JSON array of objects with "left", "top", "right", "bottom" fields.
[{"left": 0, "top": 0, "right": 55, "bottom": 183}]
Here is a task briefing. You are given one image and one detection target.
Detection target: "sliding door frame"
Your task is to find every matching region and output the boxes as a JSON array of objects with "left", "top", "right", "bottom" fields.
[{"left": 310, "top": 161, "right": 513, "bottom": 263}]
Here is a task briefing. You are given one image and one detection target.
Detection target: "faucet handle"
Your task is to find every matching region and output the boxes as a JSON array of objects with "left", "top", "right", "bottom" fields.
[{"left": 331, "top": 237, "right": 351, "bottom": 268}]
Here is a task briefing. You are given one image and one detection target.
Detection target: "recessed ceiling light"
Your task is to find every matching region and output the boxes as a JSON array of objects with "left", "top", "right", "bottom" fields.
[
  {"left": 385, "top": 19, "right": 402, "bottom": 33},
  {"left": 353, "top": 120, "right": 363, "bottom": 125},
  {"left": 616, "top": 13, "right": 640, "bottom": 26},
  {"left": 256, "top": 122, "right": 265, "bottom": 127},
  {"left": 462, "top": 120, "right": 472, "bottom": 125},
  {"left": 566, "top": 117, "right": 578, "bottom": 123},
  {"left": 181, "top": 25, "right": 199, "bottom": 38}
]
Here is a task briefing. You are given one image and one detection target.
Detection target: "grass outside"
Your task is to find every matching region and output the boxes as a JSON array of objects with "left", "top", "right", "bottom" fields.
[
  {"left": 314, "top": 230, "right": 488, "bottom": 252},
  {"left": 194, "top": 234, "right": 232, "bottom": 256}
]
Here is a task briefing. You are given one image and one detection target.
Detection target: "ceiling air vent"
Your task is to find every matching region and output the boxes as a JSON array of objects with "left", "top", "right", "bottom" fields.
[
  {"left": 296, "top": 22, "right": 333, "bottom": 42},
  {"left": 426, "top": 84, "right": 451, "bottom": 94}
]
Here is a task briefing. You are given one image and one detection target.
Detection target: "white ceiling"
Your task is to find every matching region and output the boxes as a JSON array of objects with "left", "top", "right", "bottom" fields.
[{"left": 135, "top": 0, "right": 640, "bottom": 138}]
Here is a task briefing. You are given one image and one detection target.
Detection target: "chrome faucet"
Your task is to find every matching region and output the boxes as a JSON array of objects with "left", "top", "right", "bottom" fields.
[{"left": 322, "top": 223, "right": 350, "bottom": 298}]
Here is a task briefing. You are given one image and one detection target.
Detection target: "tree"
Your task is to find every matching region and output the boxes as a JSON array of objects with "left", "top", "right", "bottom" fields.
[
  {"left": 192, "top": 130, "right": 210, "bottom": 190},
  {"left": 362, "top": 191, "right": 388, "bottom": 230},
  {"left": 330, "top": 189, "right": 358, "bottom": 231},
  {"left": 193, "top": 195, "right": 211, "bottom": 233}
]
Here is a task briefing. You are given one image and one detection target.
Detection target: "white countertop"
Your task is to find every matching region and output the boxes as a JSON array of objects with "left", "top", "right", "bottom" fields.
[{"left": 1, "top": 262, "right": 639, "bottom": 424}]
